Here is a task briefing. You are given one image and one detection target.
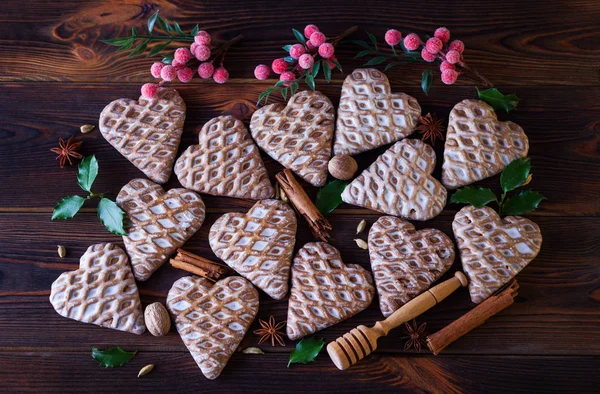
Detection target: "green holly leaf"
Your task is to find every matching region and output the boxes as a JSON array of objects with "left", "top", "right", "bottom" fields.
[
  {"left": 292, "top": 28, "right": 306, "bottom": 44},
  {"left": 52, "top": 195, "right": 86, "bottom": 220},
  {"left": 364, "top": 56, "right": 387, "bottom": 66},
  {"left": 477, "top": 88, "right": 520, "bottom": 113},
  {"left": 500, "top": 157, "right": 531, "bottom": 193},
  {"left": 450, "top": 187, "right": 498, "bottom": 208},
  {"left": 77, "top": 155, "right": 98, "bottom": 192},
  {"left": 92, "top": 347, "right": 137, "bottom": 368},
  {"left": 97, "top": 198, "right": 127, "bottom": 236},
  {"left": 323, "top": 61, "right": 332, "bottom": 83},
  {"left": 147, "top": 10, "right": 159, "bottom": 33},
  {"left": 421, "top": 69, "right": 433, "bottom": 96},
  {"left": 315, "top": 180, "right": 349, "bottom": 215},
  {"left": 288, "top": 337, "right": 324, "bottom": 367},
  {"left": 501, "top": 191, "right": 545, "bottom": 216}
]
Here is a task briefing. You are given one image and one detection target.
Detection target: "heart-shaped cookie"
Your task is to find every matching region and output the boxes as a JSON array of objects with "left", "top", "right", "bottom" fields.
[
  {"left": 286, "top": 242, "right": 374, "bottom": 340},
  {"left": 442, "top": 99, "right": 529, "bottom": 189},
  {"left": 49, "top": 243, "right": 145, "bottom": 334},
  {"left": 453, "top": 206, "right": 542, "bottom": 303},
  {"left": 250, "top": 90, "right": 334, "bottom": 187},
  {"left": 175, "top": 115, "right": 274, "bottom": 200},
  {"left": 342, "top": 139, "right": 447, "bottom": 220},
  {"left": 167, "top": 276, "right": 259, "bottom": 380},
  {"left": 368, "top": 216, "right": 455, "bottom": 317},
  {"left": 334, "top": 68, "right": 421, "bottom": 156},
  {"left": 99, "top": 88, "right": 185, "bottom": 184},
  {"left": 209, "top": 199, "right": 296, "bottom": 300},
  {"left": 117, "top": 178, "right": 205, "bottom": 281}
]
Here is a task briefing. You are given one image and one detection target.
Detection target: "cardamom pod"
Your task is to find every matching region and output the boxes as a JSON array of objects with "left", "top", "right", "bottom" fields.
[
  {"left": 57, "top": 245, "right": 66, "bottom": 258},
  {"left": 280, "top": 189, "right": 289, "bottom": 203},
  {"left": 354, "top": 238, "right": 368, "bottom": 250},
  {"left": 356, "top": 219, "right": 366, "bottom": 234},
  {"left": 242, "top": 347, "right": 265, "bottom": 355},
  {"left": 137, "top": 364, "right": 154, "bottom": 377},
  {"left": 80, "top": 124, "right": 95, "bottom": 134}
]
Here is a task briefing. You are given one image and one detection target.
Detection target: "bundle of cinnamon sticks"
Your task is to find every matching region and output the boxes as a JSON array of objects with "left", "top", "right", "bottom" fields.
[{"left": 170, "top": 249, "right": 235, "bottom": 282}]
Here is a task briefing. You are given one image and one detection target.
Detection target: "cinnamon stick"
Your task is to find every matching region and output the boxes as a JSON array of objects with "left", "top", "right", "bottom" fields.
[
  {"left": 276, "top": 169, "right": 332, "bottom": 241},
  {"left": 170, "top": 249, "right": 234, "bottom": 281},
  {"left": 426, "top": 280, "right": 519, "bottom": 355}
]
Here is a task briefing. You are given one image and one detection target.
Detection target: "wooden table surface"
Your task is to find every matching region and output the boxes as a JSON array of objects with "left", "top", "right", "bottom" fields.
[{"left": 1, "top": 0, "right": 599, "bottom": 392}]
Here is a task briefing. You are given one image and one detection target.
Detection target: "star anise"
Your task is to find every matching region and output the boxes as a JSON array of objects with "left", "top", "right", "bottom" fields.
[
  {"left": 401, "top": 319, "right": 427, "bottom": 352},
  {"left": 415, "top": 112, "right": 445, "bottom": 145},
  {"left": 253, "top": 315, "right": 286, "bottom": 346},
  {"left": 50, "top": 136, "right": 83, "bottom": 168}
]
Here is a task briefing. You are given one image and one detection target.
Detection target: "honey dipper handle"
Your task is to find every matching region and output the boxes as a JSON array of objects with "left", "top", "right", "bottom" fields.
[{"left": 377, "top": 272, "right": 469, "bottom": 335}]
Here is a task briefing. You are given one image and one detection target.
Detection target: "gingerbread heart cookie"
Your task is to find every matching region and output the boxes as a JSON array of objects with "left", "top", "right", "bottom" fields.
[
  {"left": 250, "top": 90, "right": 334, "bottom": 187},
  {"left": 342, "top": 139, "right": 447, "bottom": 220},
  {"left": 453, "top": 206, "right": 542, "bottom": 303},
  {"left": 442, "top": 99, "right": 529, "bottom": 189},
  {"left": 167, "top": 276, "right": 259, "bottom": 380},
  {"left": 209, "top": 199, "right": 296, "bottom": 300},
  {"left": 286, "top": 242, "right": 374, "bottom": 340},
  {"left": 368, "top": 216, "right": 455, "bottom": 317},
  {"left": 117, "top": 178, "right": 205, "bottom": 281},
  {"left": 334, "top": 68, "right": 421, "bottom": 156},
  {"left": 99, "top": 88, "right": 185, "bottom": 184},
  {"left": 175, "top": 115, "right": 274, "bottom": 200},
  {"left": 49, "top": 243, "right": 145, "bottom": 334}
]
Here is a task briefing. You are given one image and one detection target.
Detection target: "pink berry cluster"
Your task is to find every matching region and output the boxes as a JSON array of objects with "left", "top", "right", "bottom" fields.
[
  {"left": 385, "top": 27, "right": 465, "bottom": 85},
  {"left": 141, "top": 30, "right": 230, "bottom": 98},
  {"left": 254, "top": 24, "right": 337, "bottom": 86}
]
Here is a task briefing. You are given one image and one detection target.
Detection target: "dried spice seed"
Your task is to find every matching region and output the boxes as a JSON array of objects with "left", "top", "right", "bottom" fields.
[
  {"left": 401, "top": 319, "right": 427, "bottom": 352},
  {"left": 242, "top": 347, "right": 265, "bottom": 355},
  {"left": 356, "top": 220, "right": 366, "bottom": 234},
  {"left": 253, "top": 315, "right": 286, "bottom": 347},
  {"left": 80, "top": 124, "right": 95, "bottom": 134},
  {"left": 137, "top": 364, "right": 154, "bottom": 377},
  {"left": 50, "top": 136, "right": 83, "bottom": 168},
  {"left": 57, "top": 245, "right": 67, "bottom": 258},
  {"left": 354, "top": 238, "right": 368, "bottom": 250},
  {"left": 415, "top": 113, "right": 445, "bottom": 145}
]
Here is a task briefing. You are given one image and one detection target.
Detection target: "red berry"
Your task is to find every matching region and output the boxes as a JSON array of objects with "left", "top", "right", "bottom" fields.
[
  {"left": 254, "top": 64, "right": 271, "bottom": 80},
  {"left": 434, "top": 27, "right": 451, "bottom": 44},
  {"left": 385, "top": 29, "right": 402, "bottom": 46},
  {"left": 309, "top": 31, "right": 326, "bottom": 47},
  {"left": 141, "top": 83, "right": 158, "bottom": 98},
  {"left": 448, "top": 40, "right": 465, "bottom": 53},
  {"left": 298, "top": 54, "right": 314, "bottom": 70},
  {"left": 150, "top": 62, "right": 164, "bottom": 78},
  {"left": 306, "top": 40, "right": 318, "bottom": 51},
  {"left": 441, "top": 69, "right": 458, "bottom": 85},
  {"left": 197, "top": 62, "right": 214, "bottom": 79},
  {"left": 440, "top": 61, "right": 455, "bottom": 72},
  {"left": 177, "top": 67, "right": 194, "bottom": 83},
  {"left": 318, "top": 43, "right": 335, "bottom": 58},
  {"left": 193, "top": 44, "right": 211, "bottom": 61},
  {"left": 213, "top": 67, "right": 229, "bottom": 84},
  {"left": 304, "top": 24, "right": 319, "bottom": 38},
  {"left": 271, "top": 58, "right": 288, "bottom": 74},
  {"left": 171, "top": 59, "right": 185, "bottom": 68},
  {"left": 403, "top": 33, "right": 421, "bottom": 51},
  {"left": 174, "top": 47, "right": 192, "bottom": 64},
  {"left": 280, "top": 71, "right": 296, "bottom": 86},
  {"left": 421, "top": 48, "right": 437, "bottom": 62},
  {"left": 190, "top": 42, "right": 199, "bottom": 54},
  {"left": 194, "top": 31, "right": 211, "bottom": 45},
  {"left": 289, "top": 43, "right": 306, "bottom": 59},
  {"left": 426, "top": 37, "right": 443, "bottom": 54},
  {"left": 160, "top": 65, "right": 177, "bottom": 81},
  {"left": 445, "top": 50, "right": 461, "bottom": 64}
]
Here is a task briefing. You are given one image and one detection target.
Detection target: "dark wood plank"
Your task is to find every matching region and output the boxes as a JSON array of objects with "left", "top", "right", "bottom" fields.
[
  {"left": 1, "top": 213, "right": 598, "bottom": 354},
  {"left": 1, "top": 1, "right": 599, "bottom": 85},
  {"left": 1, "top": 351, "right": 597, "bottom": 393},
  {"left": 1, "top": 83, "right": 599, "bottom": 215}
]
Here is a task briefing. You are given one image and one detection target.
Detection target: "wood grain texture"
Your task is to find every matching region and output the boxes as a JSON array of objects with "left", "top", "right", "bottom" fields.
[{"left": 1, "top": 0, "right": 599, "bottom": 392}]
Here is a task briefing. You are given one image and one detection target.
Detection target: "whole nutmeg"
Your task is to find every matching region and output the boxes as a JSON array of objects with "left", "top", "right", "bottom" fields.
[
  {"left": 144, "top": 302, "right": 171, "bottom": 337},
  {"left": 328, "top": 155, "right": 358, "bottom": 180}
]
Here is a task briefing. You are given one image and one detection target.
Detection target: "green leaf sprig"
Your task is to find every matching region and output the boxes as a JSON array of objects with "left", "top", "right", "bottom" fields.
[
  {"left": 450, "top": 157, "right": 545, "bottom": 216},
  {"left": 288, "top": 337, "right": 325, "bottom": 367},
  {"left": 257, "top": 26, "right": 358, "bottom": 105},
  {"left": 52, "top": 155, "right": 127, "bottom": 236},
  {"left": 477, "top": 88, "right": 520, "bottom": 113},
  {"left": 92, "top": 347, "right": 137, "bottom": 368},
  {"left": 315, "top": 179, "right": 349, "bottom": 216},
  {"left": 351, "top": 30, "right": 423, "bottom": 71}
]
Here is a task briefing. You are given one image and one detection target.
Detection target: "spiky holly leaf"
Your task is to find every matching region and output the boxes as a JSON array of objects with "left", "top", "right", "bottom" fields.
[
  {"left": 450, "top": 187, "right": 498, "bottom": 208},
  {"left": 421, "top": 69, "right": 433, "bottom": 96},
  {"left": 315, "top": 180, "right": 348, "bottom": 215},
  {"left": 77, "top": 155, "right": 98, "bottom": 192},
  {"left": 97, "top": 198, "right": 127, "bottom": 236},
  {"left": 501, "top": 191, "right": 545, "bottom": 216},
  {"left": 92, "top": 347, "right": 137, "bottom": 368},
  {"left": 288, "top": 337, "right": 325, "bottom": 367},
  {"left": 500, "top": 158, "right": 531, "bottom": 193},
  {"left": 52, "top": 195, "right": 86, "bottom": 220},
  {"left": 477, "top": 88, "right": 520, "bottom": 113}
]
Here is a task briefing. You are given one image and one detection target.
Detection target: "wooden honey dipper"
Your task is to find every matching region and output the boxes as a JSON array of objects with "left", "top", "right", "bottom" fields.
[{"left": 327, "top": 271, "right": 468, "bottom": 370}]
